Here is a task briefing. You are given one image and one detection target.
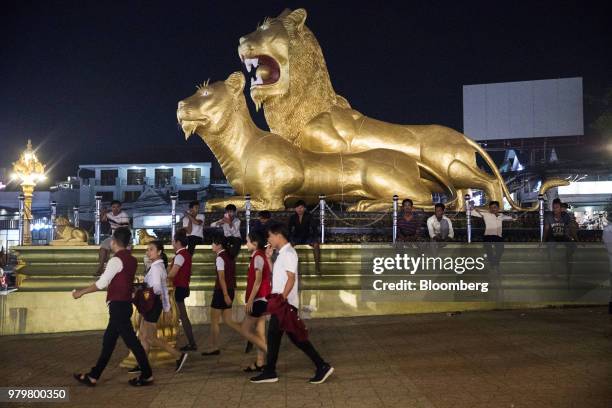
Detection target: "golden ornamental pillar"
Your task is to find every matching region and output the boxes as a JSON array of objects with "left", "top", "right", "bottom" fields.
[{"left": 12, "top": 140, "right": 46, "bottom": 246}]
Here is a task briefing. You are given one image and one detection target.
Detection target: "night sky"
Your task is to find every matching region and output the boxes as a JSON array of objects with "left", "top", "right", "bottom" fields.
[{"left": 2, "top": 0, "right": 611, "bottom": 181}]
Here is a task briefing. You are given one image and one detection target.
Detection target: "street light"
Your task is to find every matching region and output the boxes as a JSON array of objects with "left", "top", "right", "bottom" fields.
[{"left": 12, "top": 139, "right": 46, "bottom": 245}]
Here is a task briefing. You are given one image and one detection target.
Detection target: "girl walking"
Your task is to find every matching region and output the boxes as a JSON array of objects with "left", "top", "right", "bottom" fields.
[
  {"left": 129, "top": 241, "right": 188, "bottom": 374},
  {"left": 202, "top": 234, "right": 242, "bottom": 355}
]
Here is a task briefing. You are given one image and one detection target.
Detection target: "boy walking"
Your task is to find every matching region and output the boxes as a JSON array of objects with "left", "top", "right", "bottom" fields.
[
  {"left": 250, "top": 222, "right": 333, "bottom": 384},
  {"left": 73, "top": 227, "right": 153, "bottom": 387}
]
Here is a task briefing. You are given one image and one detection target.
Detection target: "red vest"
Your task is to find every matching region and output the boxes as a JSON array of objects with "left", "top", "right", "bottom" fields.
[
  {"left": 215, "top": 250, "right": 236, "bottom": 290},
  {"left": 172, "top": 248, "right": 192, "bottom": 288},
  {"left": 246, "top": 250, "right": 271, "bottom": 301},
  {"left": 106, "top": 250, "right": 137, "bottom": 302}
]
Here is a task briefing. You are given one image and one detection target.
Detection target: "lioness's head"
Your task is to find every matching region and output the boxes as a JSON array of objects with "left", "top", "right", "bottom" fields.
[
  {"left": 237, "top": 8, "right": 335, "bottom": 110},
  {"left": 55, "top": 216, "right": 70, "bottom": 227},
  {"left": 176, "top": 72, "right": 247, "bottom": 139}
]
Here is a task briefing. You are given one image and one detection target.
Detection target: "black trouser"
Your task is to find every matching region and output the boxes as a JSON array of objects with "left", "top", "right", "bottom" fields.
[
  {"left": 483, "top": 235, "right": 505, "bottom": 267},
  {"left": 187, "top": 235, "right": 203, "bottom": 256},
  {"left": 89, "top": 301, "right": 152, "bottom": 380},
  {"left": 264, "top": 313, "right": 325, "bottom": 375}
]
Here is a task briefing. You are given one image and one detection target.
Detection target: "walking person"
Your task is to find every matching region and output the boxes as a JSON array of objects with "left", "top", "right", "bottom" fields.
[
  {"left": 288, "top": 200, "right": 321, "bottom": 273},
  {"left": 128, "top": 241, "right": 188, "bottom": 375},
  {"left": 168, "top": 230, "right": 198, "bottom": 352},
  {"left": 241, "top": 230, "right": 271, "bottom": 372},
  {"left": 183, "top": 200, "right": 205, "bottom": 256},
  {"left": 202, "top": 234, "right": 242, "bottom": 355},
  {"left": 96, "top": 200, "right": 130, "bottom": 276},
  {"left": 250, "top": 222, "right": 334, "bottom": 384},
  {"left": 72, "top": 227, "right": 153, "bottom": 387}
]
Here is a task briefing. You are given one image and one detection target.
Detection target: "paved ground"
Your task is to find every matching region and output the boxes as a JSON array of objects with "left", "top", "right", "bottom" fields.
[{"left": 0, "top": 307, "right": 610, "bottom": 408}]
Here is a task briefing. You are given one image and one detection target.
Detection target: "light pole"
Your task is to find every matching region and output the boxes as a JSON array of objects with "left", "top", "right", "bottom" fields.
[{"left": 12, "top": 140, "right": 46, "bottom": 245}]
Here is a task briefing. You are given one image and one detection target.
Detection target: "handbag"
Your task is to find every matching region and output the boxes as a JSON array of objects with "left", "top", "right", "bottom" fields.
[{"left": 133, "top": 282, "right": 156, "bottom": 314}]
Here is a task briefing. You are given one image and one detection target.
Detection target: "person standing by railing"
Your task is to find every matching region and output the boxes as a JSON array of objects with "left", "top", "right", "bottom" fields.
[
  {"left": 288, "top": 200, "right": 321, "bottom": 274},
  {"left": 397, "top": 199, "right": 422, "bottom": 242},
  {"left": 183, "top": 200, "right": 205, "bottom": 255},
  {"left": 470, "top": 201, "right": 516, "bottom": 270},
  {"left": 602, "top": 213, "right": 612, "bottom": 314},
  {"left": 96, "top": 200, "right": 130, "bottom": 276}
]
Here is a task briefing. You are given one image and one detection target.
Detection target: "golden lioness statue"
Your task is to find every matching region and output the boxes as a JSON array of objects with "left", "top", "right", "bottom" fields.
[
  {"left": 177, "top": 72, "right": 446, "bottom": 211},
  {"left": 237, "top": 8, "right": 568, "bottom": 209},
  {"left": 49, "top": 216, "right": 89, "bottom": 246}
]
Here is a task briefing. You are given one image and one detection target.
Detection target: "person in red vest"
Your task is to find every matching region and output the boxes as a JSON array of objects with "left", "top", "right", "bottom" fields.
[
  {"left": 201, "top": 233, "right": 242, "bottom": 355},
  {"left": 239, "top": 230, "right": 271, "bottom": 372},
  {"left": 167, "top": 229, "right": 197, "bottom": 352},
  {"left": 72, "top": 227, "right": 153, "bottom": 387}
]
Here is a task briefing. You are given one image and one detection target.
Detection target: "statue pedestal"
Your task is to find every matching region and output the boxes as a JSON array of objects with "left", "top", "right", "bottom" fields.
[{"left": 120, "top": 288, "right": 181, "bottom": 368}]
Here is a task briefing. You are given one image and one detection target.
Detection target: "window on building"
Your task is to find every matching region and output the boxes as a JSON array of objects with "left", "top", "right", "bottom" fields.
[
  {"left": 124, "top": 191, "right": 141, "bottom": 202},
  {"left": 100, "top": 169, "right": 118, "bottom": 186},
  {"left": 127, "top": 169, "right": 146, "bottom": 185},
  {"left": 178, "top": 190, "right": 197, "bottom": 201},
  {"left": 100, "top": 191, "right": 114, "bottom": 202},
  {"left": 155, "top": 168, "right": 173, "bottom": 187},
  {"left": 182, "top": 168, "right": 201, "bottom": 185}
]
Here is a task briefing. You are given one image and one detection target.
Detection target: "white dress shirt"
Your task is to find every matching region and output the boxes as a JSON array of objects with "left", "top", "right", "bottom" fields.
[
  {"left": 471, "top": 209, "right": 513, "bottom": 237},
  {"left": 144, "top": 259, "right": 171, "bottom": 312},
  {"left": 211, "top": 217, "right": 241, "bottom": 238},
  {"left": 427, "top": 215, "right": 454, "bottom": 239},
  {"left": 183, "top": 214, "right": 205, "bottom": 238},
  {"left": 95, "top": 257, "right": 123, "bottom": 290},
  {"left": 271, "top": 243, "right": 299, "bottom": 308}
]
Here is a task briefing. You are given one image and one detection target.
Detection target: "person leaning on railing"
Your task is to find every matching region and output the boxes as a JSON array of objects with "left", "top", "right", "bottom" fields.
[
  {"left": 397, "top": 198, "right": 423, "bottom": 242},
  {"left": 470, "top": 201, "right": 516, "bottom": 270}
]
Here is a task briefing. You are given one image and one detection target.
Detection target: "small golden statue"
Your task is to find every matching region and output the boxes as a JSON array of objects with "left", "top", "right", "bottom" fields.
[
  {"left": 49, "top": 216, "right": 89, "bottom": 246},
  {"left": 137, "top": 229, "right": 157, "bottom": 245}
]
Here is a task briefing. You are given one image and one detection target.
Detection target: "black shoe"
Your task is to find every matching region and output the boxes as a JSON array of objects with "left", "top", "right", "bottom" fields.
[
  {"left": 309, "top": 364, "right": 334, "bottom": 384},
  {"left": 175, "top": 353, "right": 188, "bottom": 373},
  {"left": 201, "top": 349, "right": 220, "bottom": 356},
  {"left": 128, "top": 376, "right": 154, "bottom": 387},
  {"left": 250, "top": 371, "right": 279, "bottom": 383},
  {"left": 244, "top": 341, "right": 253, "bottom": 354},
  {"left": 179, "top": 344, "right": 197, "bottom": 352},
  {"left": 243, "top": 363, "right": 265, "bottom": 373},
  {"left": 127, "top": 366, "right": 141, "bottom": 374}
]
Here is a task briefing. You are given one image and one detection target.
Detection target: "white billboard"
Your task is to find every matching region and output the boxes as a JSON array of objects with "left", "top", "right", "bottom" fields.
[{"left": 463, "top": 77, "right": 584, "bottom": 141}]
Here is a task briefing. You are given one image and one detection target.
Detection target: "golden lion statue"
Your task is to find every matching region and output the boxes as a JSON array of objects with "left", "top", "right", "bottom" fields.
[
  {"left": 237, "top": 8, "right": 568, "bottom": 209},
  {"left": 177, "top": 72, "right": 441, "bottom": 211},
  {"left": 49, "top": 216, "right": 89, "bottom": 246},
  {"left": 138, "top": 229, "right": 157, "bottom": 245}
]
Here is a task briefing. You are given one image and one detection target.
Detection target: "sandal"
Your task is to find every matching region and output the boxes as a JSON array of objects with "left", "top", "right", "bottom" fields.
[
  {"left": 243, "top": 363, "right": 265, "bottom": 373},
  {"left": 128, "top": 376, "right": 154, "bottom": 387},
  {"left": 73, "top": 373, "right": 96, "bottom": 387}
]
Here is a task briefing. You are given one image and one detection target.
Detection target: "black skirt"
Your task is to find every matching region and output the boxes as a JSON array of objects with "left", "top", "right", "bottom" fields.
[{"left": 210, "top": 288, "right": 235, "bottom": 310}]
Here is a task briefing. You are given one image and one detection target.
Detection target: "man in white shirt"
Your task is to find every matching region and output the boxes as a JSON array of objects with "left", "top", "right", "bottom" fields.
[
  {"left": 471, "top": 200, "right": 516, "bottom": 269},
  {"left": 96, "top": 200, "right": 130, "bottom": 276},
  {"left": 183, "top": 200, "right": 205, "bottom": 255},
  {"left": 427, "top": 203, "right": 454, "bottom": 241},
  {"left": 250, "top": 222, "right": 334, "bottom": 385},
  {"left": 602, "top": 214, "right": 612, "bottom": 314},
  {"left": 210, "top": 204, "right": 241, "bottom": 239}
]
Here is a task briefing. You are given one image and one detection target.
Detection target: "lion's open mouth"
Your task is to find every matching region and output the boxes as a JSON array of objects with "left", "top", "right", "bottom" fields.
[{"left": 240, "top": 55, "right": 280, "bottom": 88}]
